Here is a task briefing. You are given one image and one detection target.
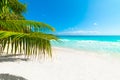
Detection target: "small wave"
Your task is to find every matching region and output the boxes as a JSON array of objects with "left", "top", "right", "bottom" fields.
[
  {"left": 76, "top": 40, "right": 120, "bottom": 43},
  {"left": 59, "top": 39, "right": 70, "bottom": 41},
  {"left": 77, "top": 40, "right": 100, "bottom": 42}
]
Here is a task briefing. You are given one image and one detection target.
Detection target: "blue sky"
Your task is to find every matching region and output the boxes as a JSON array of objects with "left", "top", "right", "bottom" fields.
[{"left": 22, "top": 0, "right": 120, "bottom": 35}]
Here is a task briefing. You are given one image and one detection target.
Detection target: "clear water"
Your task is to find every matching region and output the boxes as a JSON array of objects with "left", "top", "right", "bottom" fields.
[{"left": 51, "top": 35, "right": 120, "bottom": 54}]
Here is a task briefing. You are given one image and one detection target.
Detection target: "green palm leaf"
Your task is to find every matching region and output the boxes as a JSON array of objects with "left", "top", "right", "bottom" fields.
[
  {"left": 0, "top": 31, "right": 57, "bottom": 57},
  {"left": 0, "top": 20, "right": 55, "bottom": 32},
  {"left": 0, "top": 0, "right": 58, "bottom": 58}
]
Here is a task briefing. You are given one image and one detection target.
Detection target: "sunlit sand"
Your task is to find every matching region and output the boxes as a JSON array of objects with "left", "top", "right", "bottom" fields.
[{"left": 0, "top": 47, "right": 120, "bottom": 80}]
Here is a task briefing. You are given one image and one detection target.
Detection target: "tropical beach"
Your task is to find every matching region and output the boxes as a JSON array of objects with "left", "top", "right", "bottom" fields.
[
  {"left": 0, "top": 0, "right": 120, "bottom": 80},
  {"left": 1, "top": 36, "right": 120, "bottom": 80}
]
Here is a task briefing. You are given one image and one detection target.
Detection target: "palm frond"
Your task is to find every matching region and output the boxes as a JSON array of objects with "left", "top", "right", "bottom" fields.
[
  {"left": 0, "top": 20, "right": 55, "bottom": 32},
  {"left": 0, "top": 31, "right": 57, "bottom": 57},
  {"left": 8, "top": 0, "right": 26, "bottom": 14},
  {"left": 0, "top": 0, "right": 58, "bottom": 58}
]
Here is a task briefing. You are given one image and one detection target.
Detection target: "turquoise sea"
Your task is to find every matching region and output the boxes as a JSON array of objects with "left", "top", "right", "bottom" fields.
[{"left": 51, "top": 35, "right": 120, "bottom": 54}]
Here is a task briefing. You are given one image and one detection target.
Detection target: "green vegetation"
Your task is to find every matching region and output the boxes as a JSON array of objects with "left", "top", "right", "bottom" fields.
[{"left": 0, "top": 0, "right": 57, "bottom": 57}]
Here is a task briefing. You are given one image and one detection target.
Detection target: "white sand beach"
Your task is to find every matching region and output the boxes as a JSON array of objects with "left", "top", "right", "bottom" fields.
[{"left": 0, "top": 47, "right": 120, "bottom": 80}]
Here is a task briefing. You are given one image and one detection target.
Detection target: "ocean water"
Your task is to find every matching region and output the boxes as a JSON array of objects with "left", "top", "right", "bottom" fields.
[{"left": 51, "top": 35, "right": 120, "bottom": 54}]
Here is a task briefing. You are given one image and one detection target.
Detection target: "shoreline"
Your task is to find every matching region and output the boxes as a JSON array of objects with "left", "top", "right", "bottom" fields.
[
  {"left": 0, "top": 47, "right": 120, "bottom": 80},
  {"left": 52, "top": 47, "right": 120, "bottom": 60}
]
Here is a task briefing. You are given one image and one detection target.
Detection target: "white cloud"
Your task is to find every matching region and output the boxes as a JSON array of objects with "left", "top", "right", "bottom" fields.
[
  {"left": 57, "top": 23, "right": 100, "bottom": 35},
  {"left": 93, "top": 23, "right": 98, "bottom": 26},
  {"left": 57, "top": 30, "right": 100, "bottom": 35}
]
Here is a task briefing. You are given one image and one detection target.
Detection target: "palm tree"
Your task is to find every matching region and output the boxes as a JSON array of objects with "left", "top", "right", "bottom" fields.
[{"left": 0, "top": 0, "right": 57, "bottom": 57}]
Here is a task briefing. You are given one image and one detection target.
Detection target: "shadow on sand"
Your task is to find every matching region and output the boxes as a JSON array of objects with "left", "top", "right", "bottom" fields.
[
  {"left": 0, "top": 73, "right": 28, "bottom": 80},
  {"left": 0, "top": 54, "right": 29, "bottom": 62}
]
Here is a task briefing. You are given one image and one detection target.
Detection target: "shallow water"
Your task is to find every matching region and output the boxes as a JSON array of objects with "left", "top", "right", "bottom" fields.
[{"left": 51, "top": 35, "right": 120, "bottom": 54}]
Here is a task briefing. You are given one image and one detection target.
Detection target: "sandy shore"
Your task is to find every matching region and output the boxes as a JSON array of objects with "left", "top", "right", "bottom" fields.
[{"left": 0, "top": 47, "right": 120, "bottom": 80}]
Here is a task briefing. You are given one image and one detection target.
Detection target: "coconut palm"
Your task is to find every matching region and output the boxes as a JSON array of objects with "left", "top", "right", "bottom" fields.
[{"left": 0, "top": 0, "right": 57, "bottom": 57}]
